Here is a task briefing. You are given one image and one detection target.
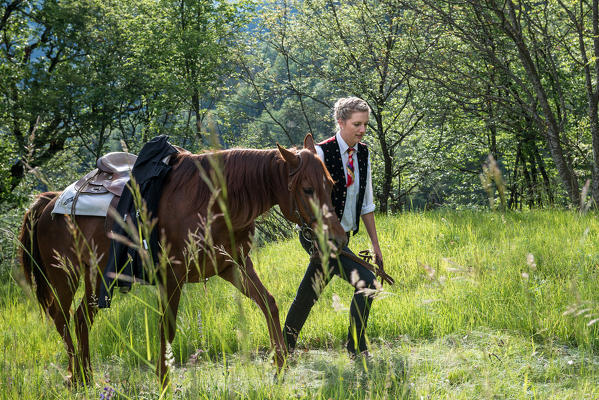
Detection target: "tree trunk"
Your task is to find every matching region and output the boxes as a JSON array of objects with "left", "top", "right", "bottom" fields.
[
  {"left": 586, "top": 0, "right": 599, "bottom": 205},
  {"left": 592, "top": 0, "right": 599, "bottom": 206},
  {"left": 509, "top": 142, "right": 522, "bottom": 209},
  {"left": 485, "top": 84, "right": 498, "bottom": 159},
  {"left": 192, "top": 89, "right": 202, "bottom": 139},
  {"left": 528, "top": 150, "right": 541, "bottom": 207},
  {"left": 373, "top": 111, "right": 391, "bottom": 213},
  {"left": 532, "top": 141, "right": 554, "bottom": 206},
  {"left": 589, "top": 102, "right": 599, "bottom": 207},
  {"left": 521, "top": 156, "right": 534, "bottom": 209},
  {"left": 394, "top": 168, "right": 403, "bottom": 212},
  {"left": 499, "top": 0, "right": 581, "bottom": 206}
]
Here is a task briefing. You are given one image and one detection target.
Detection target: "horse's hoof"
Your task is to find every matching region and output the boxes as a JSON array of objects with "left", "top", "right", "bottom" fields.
[
  {"left": 272, "top": 369, "right": 286, "bottom": 383},
  {"left": 64, "top": 373, "right": 75, "bottom": 388},
  {"left": 64, "top": 371, "right": 92, "bottom": 388}
]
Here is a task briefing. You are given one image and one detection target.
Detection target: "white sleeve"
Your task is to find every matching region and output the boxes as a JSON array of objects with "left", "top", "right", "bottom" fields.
[
  {"left": 315, "top": 145, "right": 325, "bottom": 162},
  {"left": 361, "top": 152, "right": 376, "bottom": 215}
]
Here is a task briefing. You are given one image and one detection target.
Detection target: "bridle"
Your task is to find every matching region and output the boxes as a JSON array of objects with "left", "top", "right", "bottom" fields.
[{"left": 287, "top": 154, "right": 319, "bottom": 254}]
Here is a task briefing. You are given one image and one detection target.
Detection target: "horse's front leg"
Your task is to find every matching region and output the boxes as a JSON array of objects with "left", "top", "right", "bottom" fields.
[
  {"left": 156, "top": 276, "right": 182, "bottom": 390},
  {"left": 219, "top": 258, "right": 287, "bottom": 370}
]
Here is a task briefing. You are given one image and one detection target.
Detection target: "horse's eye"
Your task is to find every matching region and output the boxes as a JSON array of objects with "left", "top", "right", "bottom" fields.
[{"left": 303, "top": 188, "right": 314, "bottom": 196}]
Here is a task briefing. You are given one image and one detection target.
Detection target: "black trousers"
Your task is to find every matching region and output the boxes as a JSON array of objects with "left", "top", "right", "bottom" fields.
[{"left": 284, "top": 233, "right": 376, "bottom": 354}]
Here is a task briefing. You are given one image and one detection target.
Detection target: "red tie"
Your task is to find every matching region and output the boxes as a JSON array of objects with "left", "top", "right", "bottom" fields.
[{"left": 346, "top": 147, "right": 355, "bottom": 187}]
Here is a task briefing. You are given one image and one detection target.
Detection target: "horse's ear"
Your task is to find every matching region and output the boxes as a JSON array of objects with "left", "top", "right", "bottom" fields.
[
  {"left": 303, "top": 133, "right": 316, "bottom": 153},
  {"left": 277, "top": 143, "right": 300, "bottom": 170}
]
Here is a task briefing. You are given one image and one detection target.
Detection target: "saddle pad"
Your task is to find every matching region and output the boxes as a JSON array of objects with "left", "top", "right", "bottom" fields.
[{"left": 52, "top": 181, "right": 116, "bottom": 217}]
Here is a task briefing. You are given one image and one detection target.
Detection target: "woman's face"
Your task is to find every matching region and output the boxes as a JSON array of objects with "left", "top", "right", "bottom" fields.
[{"left": 338, "top": 111, "right": 369, "bottom": 147}]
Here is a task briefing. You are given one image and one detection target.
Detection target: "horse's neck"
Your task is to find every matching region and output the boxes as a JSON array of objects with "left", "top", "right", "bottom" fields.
[{"left": 223, "top": 149, "right": 286, "bottom": 226}]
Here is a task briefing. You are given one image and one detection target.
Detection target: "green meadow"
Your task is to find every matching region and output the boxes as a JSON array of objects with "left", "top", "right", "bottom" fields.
[{"left": 1, "top": 211, "right": 599, "bottom": 399}]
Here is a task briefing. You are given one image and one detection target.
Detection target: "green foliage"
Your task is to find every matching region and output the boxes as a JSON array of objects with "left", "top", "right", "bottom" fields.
[
  {"left": 401, "top": 0, "right": 595, "bottom": 208},
  {"left": 214, "top": 0, "right": 599, "bottom": 210},
  {"left": 0, "top": 0, "right": 252, "bottom": 205},
  {"left": 242, "top": 0, "right": 425, "bottom": 211},
  {"left": 0, "top": 203, "right": 25, "bottom": 281},
  {"left": 6, "top": 0, "right": 599, "bottom": 209}
]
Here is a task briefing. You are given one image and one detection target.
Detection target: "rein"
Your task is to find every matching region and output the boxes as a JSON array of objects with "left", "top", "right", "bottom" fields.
[{"left": 340, "top": 249, "right": 395, "bottom": 285}]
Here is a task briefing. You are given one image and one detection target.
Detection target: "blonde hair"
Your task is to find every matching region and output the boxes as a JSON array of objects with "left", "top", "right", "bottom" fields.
[{"left": 333, "top": 97, "right": 370, "bottom": 122}]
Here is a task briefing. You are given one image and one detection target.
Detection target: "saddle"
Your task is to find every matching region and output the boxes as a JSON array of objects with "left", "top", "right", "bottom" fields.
[
  {"left": 74, "top": 152, "right": 137, "bottom": 197},
  {"left": 62, "top": 152, "right": 137, "bottom": 218}
]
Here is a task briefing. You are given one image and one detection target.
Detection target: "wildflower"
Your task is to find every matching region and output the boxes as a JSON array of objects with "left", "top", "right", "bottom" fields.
[
  {"left": 310, "top": 270, "right": 327, "bottom": 296},
  {"left": 587, "top": 318, "right": 599, "bottom": 327},
  {"left": 165, "top": 342, "right": 175, "bottom": 369},
  {"left": 421, "top": 263, "right": 436, "bottom": 280},
  {"left": 188, "top": 348, "right": 205, "bottom": 364},
  {"left": 99, "top": 385, "right": 115, "bottom": 400},
  {"left": 373, "top": 279, "right": 382, "bottom": 291},
  {"left": 198, "top": 310, "right": 203, "bottom": 337},
  {"left": 350, "top": 269, "right": 365, "bottom": 289},
  {"left": 526, "top": 253, "right": 537, "bottom": 270}
]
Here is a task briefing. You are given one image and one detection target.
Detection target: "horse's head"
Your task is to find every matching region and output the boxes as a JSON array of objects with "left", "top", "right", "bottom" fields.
[{"left": 277, "top": 134, "right": 348, "bottom": 253}]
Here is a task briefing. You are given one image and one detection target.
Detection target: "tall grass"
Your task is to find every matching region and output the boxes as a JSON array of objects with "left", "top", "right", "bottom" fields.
[{"left": 2, "top": 210, "right": 599, "bottom": 398}]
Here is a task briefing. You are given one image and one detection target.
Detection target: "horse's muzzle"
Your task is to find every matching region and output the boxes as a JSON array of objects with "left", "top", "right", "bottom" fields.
[{"left": 331, "top": 231, "right": 348, "bottom": 253}]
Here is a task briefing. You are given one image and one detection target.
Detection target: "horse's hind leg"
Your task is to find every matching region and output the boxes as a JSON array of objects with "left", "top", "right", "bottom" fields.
[
  {"left": 156, "top": 277, "right": 183, "bottom": 389},
  {"left": 47, "top": 274, "right": 78, "bottom": 384},
  {"left": 73, "top": 264, "right": 99, "bottom": 383},
  {"left": 220, "top": 258, "right": 287, "bottom": 370}
]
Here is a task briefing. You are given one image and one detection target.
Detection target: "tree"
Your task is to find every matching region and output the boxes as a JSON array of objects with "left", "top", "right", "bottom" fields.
[
  {"left": 0, "top": 0, "right": 251, "bottom": 203},
  {"left": 409, "top": 0, "right": 585, "bottom": 207},
  {"left": 249, "top": 0, "right": 424, "bottom": 212},
  {"left": 555, "top": 0, "right": 599, "bottom": 205},
  {"left": 145, "top": 0, "right": 251, "bottom": 148},
  {"left": 1, "top": 0, "right": 83, "bottom": 201}
]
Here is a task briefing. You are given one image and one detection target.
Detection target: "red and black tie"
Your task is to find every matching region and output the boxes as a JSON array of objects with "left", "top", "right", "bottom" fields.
[{"left": 346, "top": 147, "right": 355, "bottom": 187}]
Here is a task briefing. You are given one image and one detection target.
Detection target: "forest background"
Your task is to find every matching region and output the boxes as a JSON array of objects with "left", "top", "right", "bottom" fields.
[{"left": 5, "top": 0, "right": 599, "bottom": 215}]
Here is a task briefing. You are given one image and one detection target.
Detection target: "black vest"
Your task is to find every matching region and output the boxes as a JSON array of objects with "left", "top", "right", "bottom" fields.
[{"left": 319, "top": 136, "right": 368, "bottom": 235}]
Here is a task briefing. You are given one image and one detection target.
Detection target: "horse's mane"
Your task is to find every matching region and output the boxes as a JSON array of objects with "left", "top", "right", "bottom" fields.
[{"left": 167, "top": 148, "right": 289, "bottom": 224}]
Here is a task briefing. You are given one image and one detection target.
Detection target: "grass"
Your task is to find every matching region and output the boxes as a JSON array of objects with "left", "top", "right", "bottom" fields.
[{"left": 1, "top": 210, "right": 599, "bottom": 398}]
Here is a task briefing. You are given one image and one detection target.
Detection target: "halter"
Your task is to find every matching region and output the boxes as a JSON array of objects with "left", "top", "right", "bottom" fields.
[
  {"left": 296, "top": 192, "right": 317, "bottom": 248},
  {"left": 288, "top": 155, "right": 303, "bottom": 178},
  {"left": 288, "top": 153, "right": 319, "bottom": 254}
]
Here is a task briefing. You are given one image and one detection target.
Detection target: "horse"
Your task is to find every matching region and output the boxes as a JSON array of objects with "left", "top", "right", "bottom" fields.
[{"left": 18, "top": 134, "right": 347, "bottom": 386}]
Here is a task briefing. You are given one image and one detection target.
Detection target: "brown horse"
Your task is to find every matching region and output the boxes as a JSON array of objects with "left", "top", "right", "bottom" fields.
[{"left": 18, "top": 134, "right": 347, "bottom": 386}]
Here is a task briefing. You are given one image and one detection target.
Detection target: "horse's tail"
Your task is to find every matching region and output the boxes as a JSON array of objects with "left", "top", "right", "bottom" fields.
[{"left": 19, "top": 192, "right": 58, "bottom": 310}]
